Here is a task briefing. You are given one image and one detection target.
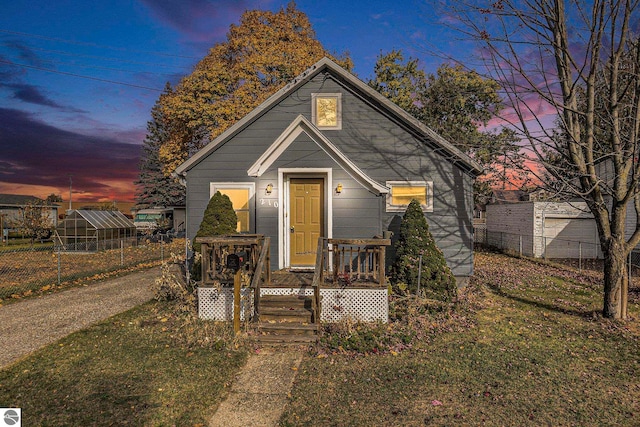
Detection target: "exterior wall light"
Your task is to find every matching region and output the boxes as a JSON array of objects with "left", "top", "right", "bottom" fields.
[
  {"left": 266, "top": 183, "right": 273, "bottom": 194},
  {"left": 336, "top": 183, "right": 343, "bottom": 194}
]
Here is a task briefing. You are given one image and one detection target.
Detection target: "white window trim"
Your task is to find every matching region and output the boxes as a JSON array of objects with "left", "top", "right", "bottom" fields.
[
  {"left": 311, "top": 93, "right": 342, "bottom": 130},
  {"left": 385, "top": 181, "right": 433, "bottom": 213},
  {"left": 209, "top": 182, "right": 255, "bottom": 232}
]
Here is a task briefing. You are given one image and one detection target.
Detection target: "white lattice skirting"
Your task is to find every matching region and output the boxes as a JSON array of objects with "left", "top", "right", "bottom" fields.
[
  {"left": 198, "top": 287, "right": 253, "bottom": 321},
  {"left": 198, "top": 287, "right": 388, "bottom": 323}
]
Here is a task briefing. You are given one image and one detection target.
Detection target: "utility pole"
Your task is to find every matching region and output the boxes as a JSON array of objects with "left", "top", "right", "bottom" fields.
[
  {"left": 68, "top": 175, "right": 73, "bottom": 211},
  {"left": 0, "top": 213, "right": 5, "bottom": 245}
]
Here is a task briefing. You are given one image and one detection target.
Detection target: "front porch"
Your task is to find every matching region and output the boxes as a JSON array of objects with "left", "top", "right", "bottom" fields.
[{"left": 196, "top": 235, "right": 391, "bottom": 343}]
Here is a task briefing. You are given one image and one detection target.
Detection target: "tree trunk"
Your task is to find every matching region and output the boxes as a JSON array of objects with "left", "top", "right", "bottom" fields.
[{"left": 602, "top": 238, "right": 628, "bottom": 319}]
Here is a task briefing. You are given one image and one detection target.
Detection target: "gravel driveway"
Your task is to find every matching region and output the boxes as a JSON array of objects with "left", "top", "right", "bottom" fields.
[{"left": 0, "top": 268, "right": 160, "bottom": 369}]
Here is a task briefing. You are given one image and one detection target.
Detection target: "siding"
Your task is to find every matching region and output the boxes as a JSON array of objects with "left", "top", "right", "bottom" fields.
[{"left": 186, "top": 71, "right": 476, "bottom": 276}]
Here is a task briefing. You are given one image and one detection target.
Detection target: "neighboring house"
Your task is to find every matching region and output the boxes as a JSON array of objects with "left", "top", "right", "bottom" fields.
[
  {"left": 0, "top": 194, "right": 59, "bottom": 238},
  {"left": 174, "top": 57, "right": 483, "bottom": 279},
  {"left": 486, "top": 201, "right": 600, "bottom": 258}
]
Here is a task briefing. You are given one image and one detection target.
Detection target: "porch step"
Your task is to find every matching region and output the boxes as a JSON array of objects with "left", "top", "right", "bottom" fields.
[
  {"left": 260, "top": 294, "right": 313, "bottom": 306},
  {"left": 252, "top": 333, "right": 318, "bottom": 345},
  {"left": 254, "top": 294, "right": 320, "bottom": 345},
  {"left": 259, "top": 306, "right": 313, "bottom": 323},
  {"left": 257, "top": 322, "right": 319, "bottom": 335}
]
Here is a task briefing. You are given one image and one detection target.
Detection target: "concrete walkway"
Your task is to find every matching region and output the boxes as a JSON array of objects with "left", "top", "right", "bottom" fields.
[
  {"left": 0, "top": 268, "right": 160, "bottom": 368},
  {"left": 209, "top": 348, "right": 303, "bottom": 427}
]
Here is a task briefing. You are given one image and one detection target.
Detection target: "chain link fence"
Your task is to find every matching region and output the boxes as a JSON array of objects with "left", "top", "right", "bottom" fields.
[
  {"left": 474, "top": 227, "right": 640, "bottom": 284},
  {"left": 0, "top": 238, "right": 185, "bottom": 300}
]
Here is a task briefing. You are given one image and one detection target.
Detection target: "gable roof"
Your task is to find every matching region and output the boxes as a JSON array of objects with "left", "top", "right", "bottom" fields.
[
  {"left": 174, "top": 57, "right": 483, "bottom": 177},
  {"left": 0, "top": 194, "right": 55, "bottom": 207},
  {"left": 247, "top": 115, "right": 389, "bottom": 195},
  {"left": 66, "top": 210, "right": 135, "bottom": 230}
]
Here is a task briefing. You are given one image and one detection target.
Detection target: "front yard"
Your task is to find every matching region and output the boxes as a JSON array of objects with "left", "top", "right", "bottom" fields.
[
  {"left": 282, "top": 252, "right": 640, "bottom": 425},
  {"left": 0, "top": 250, "right": 638, "bottom": 425}
]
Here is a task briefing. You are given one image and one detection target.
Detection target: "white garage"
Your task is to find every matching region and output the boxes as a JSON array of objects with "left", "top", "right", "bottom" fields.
[
  {"left": 543, "top": 216, "right": 599, "bottom": 258},
  {"left": 487, "top": 201, "right": 601, "bottom": 259}
]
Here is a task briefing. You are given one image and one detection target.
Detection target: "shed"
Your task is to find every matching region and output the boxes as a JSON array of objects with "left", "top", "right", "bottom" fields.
[{"left": 55, "top": 210, "right": 136, "bottom": 251}]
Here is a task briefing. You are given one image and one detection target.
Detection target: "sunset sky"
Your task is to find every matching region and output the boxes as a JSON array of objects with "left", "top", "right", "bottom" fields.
[{"left": 0, "top": 0, "right": 507, "bottom": 203}]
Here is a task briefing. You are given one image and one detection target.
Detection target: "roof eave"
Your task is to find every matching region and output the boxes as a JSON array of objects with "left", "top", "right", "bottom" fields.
[{"left": 174, "top": 56, "right": 484, "bottom": 177}]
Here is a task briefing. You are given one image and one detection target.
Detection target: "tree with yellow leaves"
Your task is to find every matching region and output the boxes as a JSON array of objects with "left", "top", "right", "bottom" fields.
[{"left": 157, "top": 2, "right": 351, "bottom": 174}]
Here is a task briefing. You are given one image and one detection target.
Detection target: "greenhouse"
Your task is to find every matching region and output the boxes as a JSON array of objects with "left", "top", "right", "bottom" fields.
[{"left": 54, "top": 210, "right": 137, "bottom": 251}]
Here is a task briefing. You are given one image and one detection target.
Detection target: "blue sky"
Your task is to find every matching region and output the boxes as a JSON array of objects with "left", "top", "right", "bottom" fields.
[{"left": 0, "top": 0, "right": 468, "bottom": 203}]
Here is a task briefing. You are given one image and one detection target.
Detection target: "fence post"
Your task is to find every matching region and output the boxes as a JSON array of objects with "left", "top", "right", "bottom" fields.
[
  {"left": 57, "top": 246, "right": 61, "bottom": 286},
  {"left": 519, "top": 235, "right": 522, "bottom": 257},
  {"left": 544, "top": 237, "right": 547, "bottom": 261},
  {"left": 120, "top": 240, "right": 124, "bottom": 266},
  {"left": 579, "top": 242, "right": 582, "bottom": 272},
  {"left": 417, "top": 254, "right": 423, "bottom": 295}
]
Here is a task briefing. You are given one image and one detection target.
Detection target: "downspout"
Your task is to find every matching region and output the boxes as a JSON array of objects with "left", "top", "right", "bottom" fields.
[{"left": 175, "top": 171, "right": 189, "bottom": 283}]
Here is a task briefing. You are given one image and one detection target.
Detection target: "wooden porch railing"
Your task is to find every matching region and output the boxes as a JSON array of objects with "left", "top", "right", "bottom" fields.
[
  {"left": 250, "top": 236, "right": 271, "bottom": 322},
  {"left": 329, "top": 238, "right": 391, "bottom": 286},
  {"left": 313, "top": 237, "right": 392, "bottom": 287},
  {"left": 310, "top": 238, "right": 325, "bottom": 326},
  {"left": 196, "top": 234, "right": 265, "bottom": 285}
]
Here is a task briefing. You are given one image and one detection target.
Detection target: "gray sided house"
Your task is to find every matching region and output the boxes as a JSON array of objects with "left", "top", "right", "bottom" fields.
[{"left": 174, "top": 58, "right": 483, "bottom": 278}]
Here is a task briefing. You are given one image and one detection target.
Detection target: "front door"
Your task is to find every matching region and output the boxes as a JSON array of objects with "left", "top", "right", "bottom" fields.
[{"left": 289, "top": 178, "right": 324, "bottom": 267}]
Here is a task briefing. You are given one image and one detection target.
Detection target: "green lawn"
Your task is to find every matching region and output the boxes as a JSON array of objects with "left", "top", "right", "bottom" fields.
[
  {"left": 0, "top": 251, "right": 638, "bottom": 426},
  {"left": 281, "top": 251, "right": 640, "bottom": 426},
  {"left": 0, "top": 302, "right": 247, "bottom": 426}
]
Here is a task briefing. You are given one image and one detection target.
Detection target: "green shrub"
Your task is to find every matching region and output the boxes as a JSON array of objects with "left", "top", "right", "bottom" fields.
[
  {"left": 194, "top": 191, "right": 238, "bottom": 250},
  {"left": 391, "top": 199, "right": 457, "bottom": 302},
  {"left": 191, "top": 191, "right": 238, "bottom": 280}
]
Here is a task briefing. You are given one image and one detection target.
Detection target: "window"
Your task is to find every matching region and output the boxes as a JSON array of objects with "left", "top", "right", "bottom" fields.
[
  {"left": 312, "top": 93, "right": 342, "bottom": 129},
  {"left": 210, "top": 183, "right": 255, "bottom": 232},
  {"left": 386, "top": 181, "right": 433, "bottom": 212}
]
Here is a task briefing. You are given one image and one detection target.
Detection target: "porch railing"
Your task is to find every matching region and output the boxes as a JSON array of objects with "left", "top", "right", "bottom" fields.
[
  {"left": 196, "top": 234, "right": 265, "bottom": 285},
  {"left": 314, "top": 238, "right": 391, "bottom": 287},
  {"left": 250, "top": 236, "right": 271, "bottom": 321}
]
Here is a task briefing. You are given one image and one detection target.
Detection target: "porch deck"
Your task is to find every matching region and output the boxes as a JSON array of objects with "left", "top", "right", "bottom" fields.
[
  {"left": 195, "top": 236, "right": 391, "bottom": 336},
  {"left": 268, "top": 269, "right": 386, "bottom": 288}
]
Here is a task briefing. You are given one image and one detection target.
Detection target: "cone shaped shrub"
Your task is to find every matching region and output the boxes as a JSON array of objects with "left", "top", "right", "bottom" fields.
[
  {"left": 194, "top": 191, "right": 238, "bottom": 252},
  {"left": 191, "top": 191, "right": 238, "bottom": 281},
  {"left": 391, "top": 199, "right": 456, "bottom": 301}
]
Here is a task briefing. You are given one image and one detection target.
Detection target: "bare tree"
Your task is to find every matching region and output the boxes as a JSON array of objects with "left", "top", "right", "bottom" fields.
[{"left": 448, "top": 0, "right": 640, "bottom": 318}]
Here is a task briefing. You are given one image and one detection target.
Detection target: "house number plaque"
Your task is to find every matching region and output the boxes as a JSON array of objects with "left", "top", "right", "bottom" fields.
[{"left": 260, "top": 198, "right": 278, "bottom": 208}]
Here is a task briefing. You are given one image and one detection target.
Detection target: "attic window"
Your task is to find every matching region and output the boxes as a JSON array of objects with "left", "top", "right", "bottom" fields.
[
  {"left": 312, "top": 93, "right": 342, "bottom": 130},
  {"left": 386, "top": 181, "right": 433, "bottom": 212}
]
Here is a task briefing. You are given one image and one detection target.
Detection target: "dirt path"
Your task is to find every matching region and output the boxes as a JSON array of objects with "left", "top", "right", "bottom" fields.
[
  {"left": 0, "top": 268, "right": 160, "bottom": 368},
  {"left": 209, "top": 348, "right": 303, "bottom": 427}
]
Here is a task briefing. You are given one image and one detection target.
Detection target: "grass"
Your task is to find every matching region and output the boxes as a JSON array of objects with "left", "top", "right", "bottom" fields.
[
  {"left": 0, "top": 239, "right": 184, "bottom": 301},
  {"left": 0, "top": 301, "right": 247, "bottom": 426},
  {"left": 280, "top": 251, "right": 640, "bottom": 426},
  {"left": 0, "top": 250, "right": 638, "bottom": 425}
]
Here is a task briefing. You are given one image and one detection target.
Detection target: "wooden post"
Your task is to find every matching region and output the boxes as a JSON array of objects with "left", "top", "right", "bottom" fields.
[
  {"left": 233, "top": 269, "right": 241, "bottom": 334},
  {"left": 201, "top": 243, "right": 210, "bottom": 284},
  {"left": 379, "top": 245, "right": 386, "bottom": 286},
  {"left": 333, "top": 244, "right": 339, "bottom": 285}
]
